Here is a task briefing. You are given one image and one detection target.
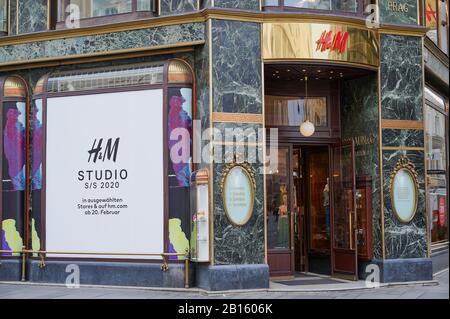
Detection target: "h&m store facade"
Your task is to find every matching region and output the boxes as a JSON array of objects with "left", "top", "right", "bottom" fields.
[{"left": 0, "top": 1, "right": 448, "bottom": 290}]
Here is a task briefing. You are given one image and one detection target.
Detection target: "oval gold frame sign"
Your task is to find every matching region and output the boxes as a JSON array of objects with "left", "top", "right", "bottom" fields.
[
  {"left": 222, "top": 163, "right": 256, "bottom": 226},
  {"left": 390, "top": 156, "right": 419, "bottom": 223}
]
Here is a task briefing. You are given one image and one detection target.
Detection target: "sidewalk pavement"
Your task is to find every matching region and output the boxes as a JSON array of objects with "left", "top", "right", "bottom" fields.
[{"left": 0, "top": 268, "right": 448, "bottom": 299}]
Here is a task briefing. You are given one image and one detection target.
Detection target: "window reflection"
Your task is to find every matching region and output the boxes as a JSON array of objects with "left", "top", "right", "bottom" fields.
[
  {"left": 267, "top": 148, "right": 291, "bottom": 249},
  {"left": 265, "top": 0, "right": 358, "bottom": 12},
  {"left": 0, "top": 0, "right": 6, "bottom": 33},
  {"left": 425, "top": 0, "right": 438, "bottom": 44},
  {"left": 58, "top": 0, "right": 155, "bottom": 22},
  {"left": 428, "top": 175, "right": 448, "bottom": 242},
  {"left": 265, "top": 96, "right": 327, "bottom": 127},
  {"left": 426, "top": 105, "right": 447, "bottom": 171}
]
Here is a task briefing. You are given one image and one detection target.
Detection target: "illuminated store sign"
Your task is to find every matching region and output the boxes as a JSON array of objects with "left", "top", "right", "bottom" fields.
[{"left": 316, "top": 31, "right": 349, "bottom": 54}]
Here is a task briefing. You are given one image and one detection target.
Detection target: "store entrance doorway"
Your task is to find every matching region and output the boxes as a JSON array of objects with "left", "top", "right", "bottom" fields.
[
  {"left": 292, "top": 146, "right": 331, "bottom": 275},
  {"left": 266, "top": 142, "right": 358, "bottom": 280}
]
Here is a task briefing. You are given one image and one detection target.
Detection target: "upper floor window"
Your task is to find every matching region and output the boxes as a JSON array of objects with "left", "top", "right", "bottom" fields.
[
  {"left": 425, "top": 0, "right": 449, "bottom": 54},
  {"left": 0, "top": 0, "right": 7, "bottom": 34},
  {"left": 56, "top": 0, "right": 156, "bottom": 29},
  {"left": 263, "top": 0, "right": 361, "bottom": 14}
]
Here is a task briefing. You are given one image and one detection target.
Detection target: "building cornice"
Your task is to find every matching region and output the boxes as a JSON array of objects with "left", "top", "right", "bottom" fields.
[{"left": 0, "top": 9, "right": 428, "bottom": 47}]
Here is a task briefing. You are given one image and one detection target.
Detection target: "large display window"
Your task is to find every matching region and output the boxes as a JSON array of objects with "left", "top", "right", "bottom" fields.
[
  {"left": 425, "top": 86, "right": 448, "bottom": 244},
  {"left": 0, "top": 76, "right": 28, "bottom": 258},
  {"left": 56, "top": 0, "right": 156, "bottom": 28},
  {"left": 32, "top": 60, "right": 194, "bottom": 260}
]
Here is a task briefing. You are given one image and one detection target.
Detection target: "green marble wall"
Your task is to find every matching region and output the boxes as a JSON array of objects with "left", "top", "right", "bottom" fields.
[
  {"left": 209, "top": 19, "right": 264, "bottom": 265},
  {"left": 380, "top": 34, "right": 427, "bottom": 259},
  {"left": 212, "top": 20, "right": 262, "bottom": 114},
  {"left": 0, "top": 23, "right": 205, "bottom": 65},
  {"left": 340, "top": 74, "right": 382, "bottom": 260},
  {"left": 379, "top": 0, "right": 419, "bottom": 25}
]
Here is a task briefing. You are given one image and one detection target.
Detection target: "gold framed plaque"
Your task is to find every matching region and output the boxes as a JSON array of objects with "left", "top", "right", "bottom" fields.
[
  {"left": 221, "top": 162, "right": 256, "bottom": 227},
  {"left": 389, "top": 156, "right": 419, "bottom": 223}
]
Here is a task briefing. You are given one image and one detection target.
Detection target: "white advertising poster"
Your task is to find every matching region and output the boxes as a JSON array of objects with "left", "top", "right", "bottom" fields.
[{"left": 45, "top": 90, "right": 164, "bottom": 259}]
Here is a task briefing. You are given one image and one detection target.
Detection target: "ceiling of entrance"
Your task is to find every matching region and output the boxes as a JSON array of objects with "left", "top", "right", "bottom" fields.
[{"left": 265, "top": 64, "right": 374, "bottom": 82}]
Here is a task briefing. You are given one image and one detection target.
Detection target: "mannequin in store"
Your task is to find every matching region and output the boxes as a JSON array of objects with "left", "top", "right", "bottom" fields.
[
  {"left": 323, "top": 178, "right": 330, "bottom": 239},
  {"left": 277, "top": 191, "right": 289, "bottom": 247}
]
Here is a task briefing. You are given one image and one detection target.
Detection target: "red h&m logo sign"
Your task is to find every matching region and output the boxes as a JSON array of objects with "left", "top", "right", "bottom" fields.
[{"left": 316, "top": 30, "right": 349, "bottom": 54}]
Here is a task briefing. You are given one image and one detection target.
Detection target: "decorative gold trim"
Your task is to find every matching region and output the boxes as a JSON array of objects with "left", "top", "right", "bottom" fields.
[
  {"left": 378, "top": 31, "right": 386, "bottom": 260},
  {"left": 168, "top": 59, "right": 193, "bottom": 84},
  {"left": 7, "top": 0, "right": 10, "bottom": 35},
  {"left": 389, "top": 156, "right": 420, "bottom": 224},
  {"left": 261, "top": 21, "right": 268, "bottom": 265},
  {"left": 381, "top": 119, "right": 424, "bottom": 129},
  {"left": 15, "top": 0, "right": 18, "bottom": 35},
  {"left": 220, "top": 162, "right": 256, "bottom": 227},
  {"left": 422, "top": 36, "right": 431, "bottom": 258},
  {"left": 207, "top": 18, "right": 214, "bottom": 266},
  {"left": 0, "top": 9, "right": 428, "bottom": 48},
  {"left": 47, "top": 0, "right": 51, "bottom": 31},
  {"left": 212, "top": 112, "right": 263, "bottom": 124},
  {"left": 3, "top": 75, "right": 26, "bottom": 97},
  {"left": 0, "top": 40, "right": 205, "bottom": 68}
]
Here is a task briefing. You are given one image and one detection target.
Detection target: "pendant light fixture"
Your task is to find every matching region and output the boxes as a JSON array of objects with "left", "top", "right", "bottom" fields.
[{"left": 299, "top": 75, "right": 315, "bottom": 137}]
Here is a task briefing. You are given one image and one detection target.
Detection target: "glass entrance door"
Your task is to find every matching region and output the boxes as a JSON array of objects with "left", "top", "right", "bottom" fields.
[
  {"left": 267, "top": 145, "right": 294, "bottom": 276},
  {"left": 331, "top": 141, "right": 358, "bottom": 280}
]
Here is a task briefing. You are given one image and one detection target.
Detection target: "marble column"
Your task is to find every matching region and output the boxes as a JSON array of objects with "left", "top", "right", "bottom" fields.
[
  {"left": 194, "top": 19, "right": 268, "bottom": 290},
  {"left": 378, "top": 34, "right": 432, "bottom": 282}
]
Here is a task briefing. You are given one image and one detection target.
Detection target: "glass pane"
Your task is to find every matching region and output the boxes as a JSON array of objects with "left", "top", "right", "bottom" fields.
[
  {"left": 332, "top": 0, "right": 357, "bottom": 12},
  {"left": 438, "top": 0, "right": 448, "bottom": 54},
  {"left": 167, "top": 87, "right": 193, "bottom": 260},
  {"left": 426, "top": 105, "right": 447, "bottom": 171},
  {"left": 0, "top": 0, "right": 6, "bottom": 33},
  {"left": 425, "top": 0, "right": 438, "bottom": 44},
  {"left": 428, "top": 174, "right": 448, "bottom": 242},
  {"left": 46, "top": 63, "right": 164, "bottom": 93},
  {"left": 167, "top": 87, "right": 193, "bottom": 188},
  {"left": 2, "top": 101, "right": 26, "bottom": 256},
  {"left": 333, "top": 144, "right": 355, "bottom": 250},
  {"left": 265, "top": 96, "right": 327, "bottom": 127},
  {"left": 308, "top": 150, "right": 330, "bottom": 250},
  {"left": 425, "top": 87, "right": 446, "bottom": 111},
  {"left": 60, "top": 0, "right": 132, "bottom": 20},
  {"left": 284, "top": 0, "right": 331, "bottom": 10},
  {"left": 92, "top": 0, "right": 132, "bottom": 17},
  {"left": 263, "top": 0, "right": 279, "bottom": 5},
  {"left": 267, "top": 147, "right": 291, "bottom": 249},
  {"left": 137, "top": 0, "right": 153, "bottom": 11}
]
